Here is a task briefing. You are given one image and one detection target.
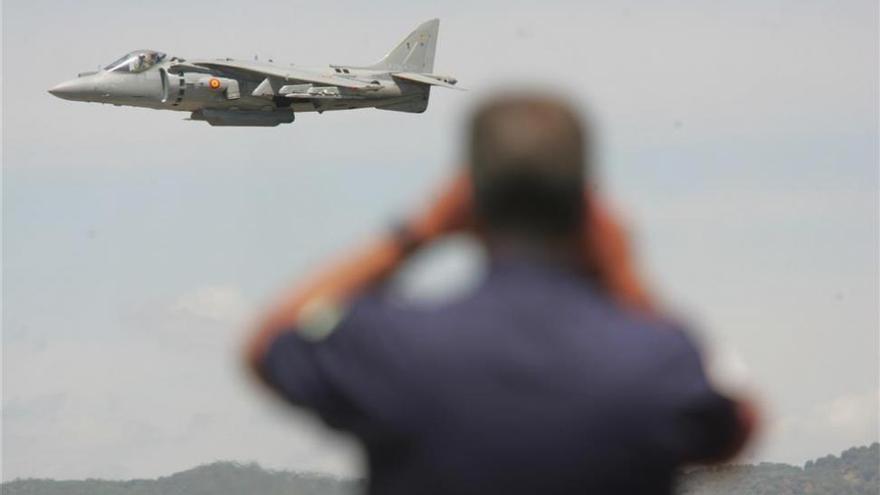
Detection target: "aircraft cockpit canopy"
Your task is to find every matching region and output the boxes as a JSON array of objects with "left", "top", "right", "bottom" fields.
[{"left": 104, "top": 50, "right": 167, "bottom": 73}]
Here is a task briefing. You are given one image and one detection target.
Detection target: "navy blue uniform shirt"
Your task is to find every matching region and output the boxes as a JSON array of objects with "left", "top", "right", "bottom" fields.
[{"left": 263, "top": 256, "right": 738, "bottom": 495}]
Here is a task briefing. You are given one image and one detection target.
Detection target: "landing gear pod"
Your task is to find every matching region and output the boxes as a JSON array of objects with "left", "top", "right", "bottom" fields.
[{"left": 189, "top": 109, "right": 295, "bottom": 126}]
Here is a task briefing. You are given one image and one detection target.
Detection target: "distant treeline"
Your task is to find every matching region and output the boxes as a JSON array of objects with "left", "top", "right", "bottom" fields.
[
  {"left": 1, "top": 463, "right": 363, "bottom": 495},
  {"left": 3, "top": 443, "right": 877, "bottom": 495},
  {"left": 677, "top": 443, "right": 878, "bottom": 495}
]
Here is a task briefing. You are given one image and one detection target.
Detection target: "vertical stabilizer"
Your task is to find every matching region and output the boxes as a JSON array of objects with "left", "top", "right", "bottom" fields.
[{"left": 368, "top": 19, "right": 439, "bottom": 73}]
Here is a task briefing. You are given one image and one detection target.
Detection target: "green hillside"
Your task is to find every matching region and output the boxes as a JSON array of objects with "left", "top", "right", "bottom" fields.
[
  {"left": 1, "top": 462, "right": 364, "bottom": 495},
  {"left": 3, "top": 443, "right": 877, "bottom": 494},
  {"left": 678, "top": 443, "right": 879, "bottom": 495}
]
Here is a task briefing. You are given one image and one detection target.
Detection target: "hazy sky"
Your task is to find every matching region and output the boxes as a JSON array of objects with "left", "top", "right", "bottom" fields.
[{"left": 3, "top": 0, "right": 878, "bottom": 482}]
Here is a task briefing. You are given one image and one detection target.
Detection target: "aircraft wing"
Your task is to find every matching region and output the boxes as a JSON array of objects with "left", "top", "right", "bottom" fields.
[
  {"left": 165, "top": 62, "right": 217, "bottom": 75},
  {"left": 392, "top": 72, "right": 464, "bottom": 90},
  {"left": 178, "top": 59, "right": 372, "bottom": 90}
]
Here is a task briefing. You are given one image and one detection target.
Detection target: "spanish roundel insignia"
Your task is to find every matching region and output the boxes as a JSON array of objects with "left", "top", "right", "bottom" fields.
[{"left": 209, "top": 78, "right": 221, "bottom": 89}]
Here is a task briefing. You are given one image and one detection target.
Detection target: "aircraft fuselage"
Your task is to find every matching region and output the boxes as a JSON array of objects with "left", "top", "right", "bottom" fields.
[{"left": 47, "top": 20, "right": 460, "bottom": 126}]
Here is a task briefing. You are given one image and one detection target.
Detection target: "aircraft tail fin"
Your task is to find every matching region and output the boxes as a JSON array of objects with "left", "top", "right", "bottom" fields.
[{"left": 368, "top": 19, "right": 439, "bottom": 73}]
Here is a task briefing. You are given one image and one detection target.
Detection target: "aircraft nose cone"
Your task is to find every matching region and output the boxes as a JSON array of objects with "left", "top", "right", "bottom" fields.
[{"left": 48, "top": 78, "right": 94, "bottom": 101}]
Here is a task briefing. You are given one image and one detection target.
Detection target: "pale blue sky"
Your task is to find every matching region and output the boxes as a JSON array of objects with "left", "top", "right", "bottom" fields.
[{"left": 3, "top": 0, "right": 878, "bottom": 481}]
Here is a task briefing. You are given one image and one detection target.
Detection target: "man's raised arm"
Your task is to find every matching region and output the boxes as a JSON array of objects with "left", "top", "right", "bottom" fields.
[{"left": 243, "top": 175, "right": 474, "bottom": 385}]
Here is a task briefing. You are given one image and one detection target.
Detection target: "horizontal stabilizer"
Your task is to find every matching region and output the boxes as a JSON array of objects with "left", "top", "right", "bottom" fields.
[{"left": 393, "top": 72, "right": 464, "bottom": 90}]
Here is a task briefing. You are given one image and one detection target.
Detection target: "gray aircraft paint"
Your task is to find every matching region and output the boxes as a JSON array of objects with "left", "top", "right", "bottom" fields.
[{"left": 48, "top": 19, "right": 460, "bottom": 126}]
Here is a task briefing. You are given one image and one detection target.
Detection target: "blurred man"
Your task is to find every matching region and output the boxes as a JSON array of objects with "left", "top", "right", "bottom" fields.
[{"left": 244, "top": 95, "right": 757, "bottom": 495}]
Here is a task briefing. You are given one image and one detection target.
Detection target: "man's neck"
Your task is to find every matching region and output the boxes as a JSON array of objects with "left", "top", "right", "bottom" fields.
[{"left": 484, "top": 234, "right": 582, "bottom": 270}]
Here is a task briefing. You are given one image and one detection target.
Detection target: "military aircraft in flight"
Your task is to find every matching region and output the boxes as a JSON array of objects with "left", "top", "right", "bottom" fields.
[{"left": 48, "top": 19, "right": 460, "bottom": 126}]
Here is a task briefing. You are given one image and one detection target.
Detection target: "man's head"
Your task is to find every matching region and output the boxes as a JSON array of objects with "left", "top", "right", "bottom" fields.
[{"left": 468, "top": 94, "right": 590, "bottom": 245}]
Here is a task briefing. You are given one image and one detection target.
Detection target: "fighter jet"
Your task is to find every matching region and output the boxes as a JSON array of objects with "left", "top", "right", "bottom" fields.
[{"left": 48, "top": 19, "right": 460, "bottom": 126}]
